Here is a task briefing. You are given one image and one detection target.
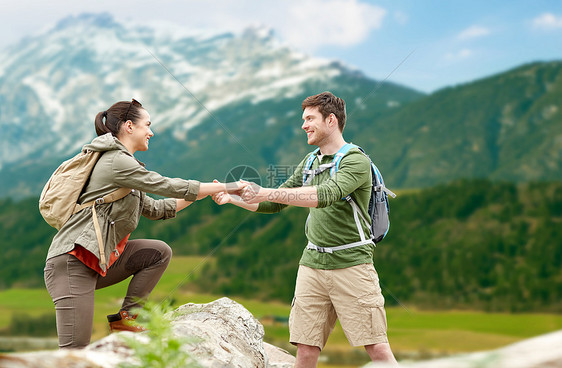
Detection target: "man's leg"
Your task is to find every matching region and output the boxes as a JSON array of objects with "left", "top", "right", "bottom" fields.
[
  {"left": 330, "top": 264, "right": 399, "bottom": 363},
  {"left": 295, "top": 344, "right": 321, "bottom": 368},
  {"left": 289, "top": 266, "right": 336, "bottom": 367},
  {"left": 365, "top": 343, "right": 399, "bottom": 365}
]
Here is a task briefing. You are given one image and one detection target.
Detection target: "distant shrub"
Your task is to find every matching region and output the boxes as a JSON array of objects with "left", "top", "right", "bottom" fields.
[{"left": 1, "top": 313, "right": 57, "bottom": 337}]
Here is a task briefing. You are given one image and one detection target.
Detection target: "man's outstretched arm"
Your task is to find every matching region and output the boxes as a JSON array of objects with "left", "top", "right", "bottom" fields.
[{"left": 241, "top": 183, "right": 318, "bottom": 208}]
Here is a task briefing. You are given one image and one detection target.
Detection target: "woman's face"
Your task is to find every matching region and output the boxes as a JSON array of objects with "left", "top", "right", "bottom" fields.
[{"left": 130, "top": 109, "right": 153, "bottom": 152}]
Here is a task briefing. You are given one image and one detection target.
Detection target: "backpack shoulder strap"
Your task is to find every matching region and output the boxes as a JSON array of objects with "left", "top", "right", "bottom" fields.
[
  {"left": 330, "top": 143, "right": 357, "bottom": 176},
  {"left": 72, "top": 187, "right": 132, "bottom": 270},
  {"left": 302, "top": 148, "right": 320, "bottom": 185},
  {"left": 304, "top": 148, "right": 320, "bottom": 169},
  {"left": 73, "top": 187, "right": 132, "bottom": 214}
]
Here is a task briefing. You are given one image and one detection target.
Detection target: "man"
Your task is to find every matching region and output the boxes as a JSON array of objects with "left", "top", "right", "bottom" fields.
[{"left": 213, "top": 92, "right": 398, "bottom": 367}]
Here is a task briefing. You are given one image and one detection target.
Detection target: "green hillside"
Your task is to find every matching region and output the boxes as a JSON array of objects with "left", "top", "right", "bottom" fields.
[
  {"left": 365, "top": 61, "right": 562, "bottom": 188},
  {"left": 2, "top": 179, "right": 561, "bottom": 312}
]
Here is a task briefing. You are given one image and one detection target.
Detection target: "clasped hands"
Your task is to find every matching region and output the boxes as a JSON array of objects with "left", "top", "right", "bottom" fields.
[{"left": 213, "top": 179, "right": 267, "bottom": 205}]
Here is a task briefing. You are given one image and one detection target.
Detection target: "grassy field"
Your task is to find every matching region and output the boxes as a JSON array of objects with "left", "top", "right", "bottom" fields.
[{"left": 1, "top": 256, "right": 561, "bottom": 366}]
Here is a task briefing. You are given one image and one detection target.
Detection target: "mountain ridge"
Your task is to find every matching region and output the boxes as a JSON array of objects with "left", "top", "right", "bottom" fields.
[
  {"left": 0, "top": 12, "right": 423, "bottom": 198},
  {"left": 1, "top": 12, "right": 561, "bottom": 198}
]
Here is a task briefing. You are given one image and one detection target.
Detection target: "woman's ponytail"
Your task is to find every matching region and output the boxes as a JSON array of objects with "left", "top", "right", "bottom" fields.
[{"left": 94, "top": 111, "right": 112, "bottom": 136}]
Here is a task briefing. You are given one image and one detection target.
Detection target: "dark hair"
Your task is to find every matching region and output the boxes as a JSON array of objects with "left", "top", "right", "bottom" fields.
[
  {"left": 94, "top": 99, "right": 145, "bottom": 137},
  {"left": 302, "top": 92, "right": 346, "bottom": 132}
]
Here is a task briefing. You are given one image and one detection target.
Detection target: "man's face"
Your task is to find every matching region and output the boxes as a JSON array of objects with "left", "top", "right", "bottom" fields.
[{"left": 301, "top": 106, "right": 330, "bottom": 146}]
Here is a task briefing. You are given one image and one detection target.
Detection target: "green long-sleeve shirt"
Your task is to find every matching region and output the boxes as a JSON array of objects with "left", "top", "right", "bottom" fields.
[{"left": 257, "top": 146, "right": 374, "bottom": 269}]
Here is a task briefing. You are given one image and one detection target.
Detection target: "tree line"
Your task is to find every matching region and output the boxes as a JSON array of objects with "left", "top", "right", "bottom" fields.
[{"left": 1, "top": 179, "right": 560, "bottom": 312}]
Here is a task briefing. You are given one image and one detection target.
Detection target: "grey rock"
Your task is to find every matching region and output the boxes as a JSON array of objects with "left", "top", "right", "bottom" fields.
[
  {"left": 263, "top": 343, "right": 296, "bottom": 368},
  {"left": 0, "top": 297, "right": 295, "bottom": 368},
  {"left": 171, "top": 297, "right": 267, "bottom": 367}
]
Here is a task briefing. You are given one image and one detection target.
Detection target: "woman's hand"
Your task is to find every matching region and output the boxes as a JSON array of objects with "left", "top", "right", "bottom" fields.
[
  {"left": 197, "top": 180, "right": 248, "bottom": 200},
  {"left": 212, "top": 191, "right": 232, "bottom": 205},
  {"left": 211, "top": 179, "right": 241, "bottom": 205}
]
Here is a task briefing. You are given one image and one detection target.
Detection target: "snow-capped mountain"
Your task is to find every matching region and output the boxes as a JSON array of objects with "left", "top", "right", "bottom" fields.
[
  {"left": 0, "top": 13, "right": 422, "bottom": 198},
  {"left": 0, "top": 13, "right": 346, "bottom": 168}
]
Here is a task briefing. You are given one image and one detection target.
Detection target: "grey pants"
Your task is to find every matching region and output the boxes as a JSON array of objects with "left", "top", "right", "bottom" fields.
[{"left": 44, "top": 239, "right": 172, "bottom": 349}]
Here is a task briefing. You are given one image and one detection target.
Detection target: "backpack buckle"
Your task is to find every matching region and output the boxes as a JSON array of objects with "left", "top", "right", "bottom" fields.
[{"left": 95, "top": 198, "right": 105, "bottom": 205}]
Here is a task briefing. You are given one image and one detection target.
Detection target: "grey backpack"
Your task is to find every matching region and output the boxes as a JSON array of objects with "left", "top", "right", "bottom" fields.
[{"left": 302, "top": 143, "right": 396, "bottom": 252}]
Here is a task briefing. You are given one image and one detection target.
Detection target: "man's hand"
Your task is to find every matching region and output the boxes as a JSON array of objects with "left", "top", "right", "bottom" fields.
[
  {"left": 211, "top": 179, "right": 258, "bottom": 212},
  {"left": 240, "top": 181, "right": 270, "bottom": 204},
  {"left": 224, "top": 180, "right": 248, "bottom": 197}
]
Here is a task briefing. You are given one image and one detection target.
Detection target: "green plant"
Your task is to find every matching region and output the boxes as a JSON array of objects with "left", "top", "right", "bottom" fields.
[{"left": 119, "top": 301, "right": 199, "bottom": 368}]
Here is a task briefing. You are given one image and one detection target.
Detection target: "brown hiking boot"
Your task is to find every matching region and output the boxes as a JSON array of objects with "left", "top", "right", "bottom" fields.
[{"left": 107, "top": 310, "right": 146, "bottom": 333}]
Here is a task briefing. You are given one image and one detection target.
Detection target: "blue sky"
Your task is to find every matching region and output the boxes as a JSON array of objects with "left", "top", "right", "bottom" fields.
[
  {"left": 331, "top": 0, "right": 562, "bottom": 92},
  {"left": 1, "top": 0, "right": 560, "bottom": 93}
]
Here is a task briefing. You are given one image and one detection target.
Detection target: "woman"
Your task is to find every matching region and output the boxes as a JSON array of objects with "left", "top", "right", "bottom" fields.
[{"left": 44, "top": 99, "right": 242, "bottom": 349}]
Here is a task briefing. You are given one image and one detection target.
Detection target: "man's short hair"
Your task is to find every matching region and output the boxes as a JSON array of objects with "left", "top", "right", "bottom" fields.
[{"left": 302, "top": 92, "right": 346, "bottom": 132}]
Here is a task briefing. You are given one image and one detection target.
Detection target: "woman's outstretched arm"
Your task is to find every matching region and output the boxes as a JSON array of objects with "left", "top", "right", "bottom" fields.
[{"left": 176, "top": 181, "right": 246, "bottom": 213}]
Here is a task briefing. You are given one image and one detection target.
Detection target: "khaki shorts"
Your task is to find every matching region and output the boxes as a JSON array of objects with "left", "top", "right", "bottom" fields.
[{"left": 289, "top": 263, "right": 388, "bottom": 349}]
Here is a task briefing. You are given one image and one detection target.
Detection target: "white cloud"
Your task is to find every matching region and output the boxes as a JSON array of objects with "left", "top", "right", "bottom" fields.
[
  {"left": 141, "top": 0, "right": 387, "bottom": 52},
  {"left": 532, "top": 13, "right": 562, "bottom": 30},
  {"left": 0, "top": 0, "right": 387, "bottom": 53},
  {"left": 457, "top": 25, "right": 490, "bottom": 40},
  {"left": 282, "top": 0, "right": 386, "bottom": 50},
  {"left": 445, "top": 48, "right": 473, "bottom": 61}
]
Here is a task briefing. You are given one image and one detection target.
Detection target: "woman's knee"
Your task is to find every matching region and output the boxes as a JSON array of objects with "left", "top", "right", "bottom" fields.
[
  {"left": 125, "top": 239, "right": 171, "bottom": 272},
  {"left": 153, "top": 240, "right": 172, "bottom": 264}
]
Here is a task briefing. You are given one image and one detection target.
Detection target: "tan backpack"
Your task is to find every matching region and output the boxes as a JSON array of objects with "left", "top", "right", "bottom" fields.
[{"left": 39, "top": 149, "right": 130, "bottom": 267}]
